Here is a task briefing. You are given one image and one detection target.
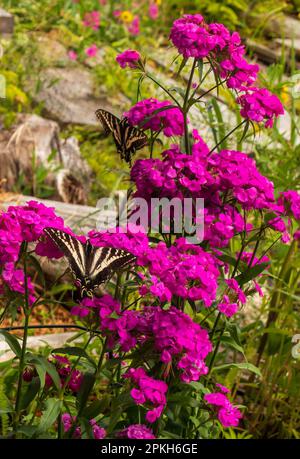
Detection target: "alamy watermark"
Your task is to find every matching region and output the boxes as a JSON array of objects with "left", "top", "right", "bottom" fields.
[{"left": 96, "top": 191, "right": 204, "bottom": 244}]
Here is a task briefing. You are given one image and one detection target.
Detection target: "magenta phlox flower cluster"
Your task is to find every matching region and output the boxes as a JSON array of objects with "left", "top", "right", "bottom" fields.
[
  {"left": 278, "top": 190, "right": 300, "bottom": 221},
  {"left": 62, "top": 413, "right": 106, "bottom": 439},
  {"left": 204, "top": 390, "right": 242, "bottom": 427},
  {"left": 150, "top": 306, "right": 212, "bottom": 382},
  {"left": 170, "top": 15, "right": 259, "bottom": 90},
  {"left": 118, "top": 423, "right": 156, "bottom": 439},
  {"left": 88, "top": 224, "right": 149, "bottom": 258},
  {"left": 123, "top": 367, "right": 168, "bottom": 423},
  {"left": 44, "top": 355, "right": 83, "bottom": 393},
  {"left": 82, "top": 11, "right": 100, "bottom": 30},
  {"left": 116, "top": 49, "right": 141, "bottom": 69},
  {"left": 124, "top": 98, "right": 185, "bottom": 137},
  {"left": 1, "top": 262, "right": 35, "bottom": 304},
  {"left": 237, "top": 87, "right": 284, "bottom": 128},
  {"left": 0, "top": 201, "right": 80, "bottom": 302},
  {"left": 138, "top": 238, "right": 220, "bottom": 305}
]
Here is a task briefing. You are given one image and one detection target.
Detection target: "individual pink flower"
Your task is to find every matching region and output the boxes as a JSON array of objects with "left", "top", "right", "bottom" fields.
[
  {"left": 116, "top": 49, "right": 141, "bottom": 69},
  {"left": 149, "top": 3, "right": 159, "bottom": 20},
  {"left": 218, "top": 296, "right": 238, "bottom": 318},
  {"left": 68, "top": 50, "right": 78, "bottom": 61},
  {"left": 216, "top": 383, "right": 230, "bottom": 394},
  {"left": 128, "top": 16, "right": 140, "bottom": 36},
  {"left": 85, "top": 44, "right": 98, "bottom": 58}
]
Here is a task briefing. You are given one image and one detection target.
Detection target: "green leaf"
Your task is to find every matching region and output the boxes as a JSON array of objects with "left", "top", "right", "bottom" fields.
[
  {"left": 0, "top": 330, "right": 22, "bottom": 358},
  {"left": 26, "top": 355, "right": 60, "bottom": 390},
  {"left": 212, "top": 362, "right": 262, "bottom": 377},
  {"left": 220, "top": 335, "right": 245, "bottom": 355},
  {"left": 35, "top": 398, "right": 62, "bottom": 436},
  {"left": 52, "top": 347, "right": 96, "bottom": 369},
  {"left": 81, "top": 397, "right": 110, "bottom": 419},
  {"left": 76, "top": 372, "right": 96, "bottom": 413},
  {"left": 176, "top": 56, "right": 188, "bottom": 77},
  {"left": 235, "top": 262, "right": 269, "bottom": 286},
  {"left": 19, "top": 377, "right": 41, "bottom": 410}
]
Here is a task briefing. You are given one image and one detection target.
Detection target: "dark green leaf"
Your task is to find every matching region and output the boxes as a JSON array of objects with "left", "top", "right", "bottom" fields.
[
  {"left": 20, "top": 377, "right": 41, "bottom": 410},
  {"left": 0, "top": 330, "right": 22, "bottom": 358},
  {"left": 76, "top": 372, "right": 96, "bottom": 413},
  {"left": 35, "top": 398, "right": 62, "bottom": 436},
  {"left": 212, "top": 362, "right": 262, "bottom": 377}
]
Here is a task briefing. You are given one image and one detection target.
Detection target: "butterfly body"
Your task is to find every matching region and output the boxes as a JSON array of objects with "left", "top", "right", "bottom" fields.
[
  {"left": 44, "top": 228, "right": 135, "bottom": 299},
  {"left": 96, "top": 109, "right": 148, "bottom": 164}
]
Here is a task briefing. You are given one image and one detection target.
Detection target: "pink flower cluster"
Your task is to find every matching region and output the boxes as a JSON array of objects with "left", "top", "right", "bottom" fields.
[
  {"left": 237, "top": 88, "right": 284, "bottom": 128},
  {"left": 204, "top": 389, "right": 242, "bottom": 428},
  {"left": 116, "top": 49, "right": 141, "bottom": 69},
  {"left": 217, "top": 279, "right": 246, "bottom": 318},
  {"left": 139, "top": 238, "right": 220, "bottom": 305},
  {"left": 124, "top": 367, "right": 168, "bottom": 423},
  {"left": 125, "top": 98, "right": 185, "bottom": 137},
  {"left": 149, "top": 306, "right": 212, "bottom": 382},
  {"left": 83, "top": 11, "right": 100, "bottom": 30},
  {"left": 278, "top": 190, "right": 300, "bottom": 221},
  {"left": 46, "top": 355, "right": 83, "bottom": 393},
  {"left": 88, "top": 224, "right": 149, "bottom": 259},
  {"left": 62, "top": 413, "right": 106, "bottom": 439},
  {"left": 170, "top": 14, "right": 258, "bottom": 90},
  {"left": 1, "top": 262, "right": 35, "bottom": 304},
  {"left": 149, "top": 3, "right": 159, "bottom": 20},
  {"left": 118, "top": 424, "right": 155, "bottom": 439},
  {"left": 0, "top": 201, "right": 72, "bottom": 302},
  {"left": 169, "top": 14, "right": 284, "bottom": 127},
  {"left": 72, "top": 296, "right": 213, "bottom": 384},
  {"left": 131, "top": 139, "right": 281, "bottom": 247}
]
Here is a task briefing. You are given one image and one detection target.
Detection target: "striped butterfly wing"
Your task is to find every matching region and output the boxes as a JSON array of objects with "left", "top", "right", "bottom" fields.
[
  {"left": 87, "top": 243, "right": 136, "bottom": 288},
  {"left": 44, "top": 227, "right": 87, "bottom": 283},
  {"left": 95, "top": 109, "right": 148, "bottom": 164},
  {"left": 44, "top": 228, "right": 136, "bottom": 295},
  {"left": 95, "top": 109, "right": 120, "bottom": 136}
]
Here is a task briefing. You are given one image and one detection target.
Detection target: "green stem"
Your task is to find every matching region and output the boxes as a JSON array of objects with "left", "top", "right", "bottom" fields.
[
  {"left": 183, "top": 59, "right": 197, "bottom": 154},
  {"left": 209, "top": 119, "right": 246, "bottom": 154},
  {"left": 14, "top": 247, "right": 30, "bottom": 433},
  {"left": 146, "top": 73, "right": 180, "bottom": 107}
]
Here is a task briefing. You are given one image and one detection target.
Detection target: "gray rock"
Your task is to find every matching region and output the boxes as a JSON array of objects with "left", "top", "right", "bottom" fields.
[{"left": 29, "top": 66, "right": 124, "bottom": 126}]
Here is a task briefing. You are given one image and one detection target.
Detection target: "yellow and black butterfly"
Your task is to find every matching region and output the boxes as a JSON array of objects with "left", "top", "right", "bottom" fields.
[
  {"left": 95, "top": 109, "right": 148, "bottom": 164},
  {"left": 44, "top": 227, "right": 136, "bottom": 299}
]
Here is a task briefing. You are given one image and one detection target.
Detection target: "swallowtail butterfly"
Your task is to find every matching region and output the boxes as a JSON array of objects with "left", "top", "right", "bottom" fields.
[
  {"left": 95, "top": 109, "right": 148, "bottom": 164},
  {"left": 44, "top": 228, "right": 136, "bottom": 299}
]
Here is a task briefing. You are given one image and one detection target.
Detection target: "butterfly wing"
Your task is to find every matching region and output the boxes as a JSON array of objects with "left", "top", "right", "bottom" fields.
[
  {"left": 119, "top": 118, "right": 148, "bottom": 163},
  {"left": 96, "top": 109, "right": 148, "bottom": 163},
  {"left": 95, "top": 109, "right": 120, "bottom": 136},
  {"left": 44, "top": 228, "right": 136, "bottom": 296},
  {"left": 87, "top": 243, "right": 136, "bottom": 288},
  {"left": 43, "top": 227, "right": 87, "bottom": 283}
]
